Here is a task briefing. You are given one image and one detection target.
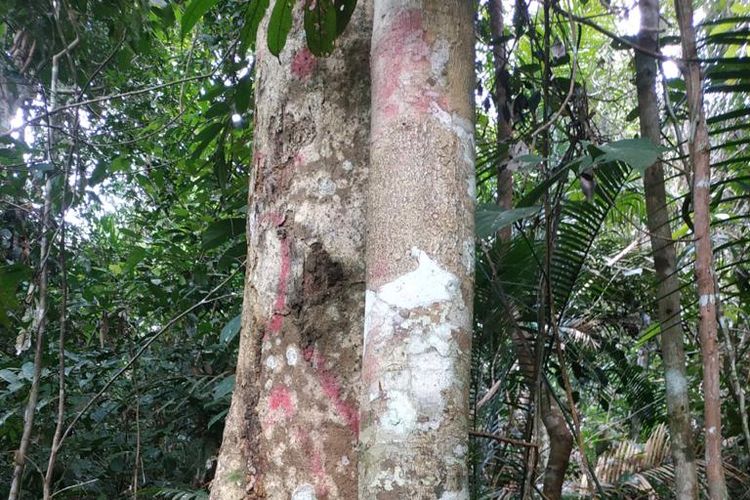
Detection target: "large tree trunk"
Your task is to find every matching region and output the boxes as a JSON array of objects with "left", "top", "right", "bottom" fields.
[
  {"left": 360, "top": 1, "right": 475, "bottom": 497},
  {"left": 210, "top": 2, "right": 371, "bottom": 498},
  {"left": 673, "top": 0, "right": 727, "bottom": 497},
  {"left": 634, "top": 0, "right": 698, "bottom": 497}
]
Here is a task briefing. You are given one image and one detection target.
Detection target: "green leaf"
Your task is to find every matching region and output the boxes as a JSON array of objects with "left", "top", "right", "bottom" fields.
[
  {"left": 0, "top": 369, "right": 18, "bottom": 385},
  {"left": 267, "top": 0, "right": 294, "bottom": 56},
  {"left": 212, "top": 375, "right": 235, "bottom": 400},
  {"left": 239, "top": 0, "right": 270, "bottom": 53},
  {"left": 476, "top": 205, "right": 540, "bottom": 239},
  {"left": 0, "top": 264, "right": 30, "bottom": 326},
  {"left": 124, "top": 247, "right": 147, "bottom": 273},
  {"left": 635, "top": 322, "right": 661, "bottom": 348},
  {"left": 304, "top": 0, "right": 337, "bottom": 56},
  {"left": 334, "top": 0, "right": 357, "bottom": 36},
  {"left": 181, "top": 0, "right": 221, "bottom": 37},
  {"left": 207, "top": 408, "right": 229, "bottom": 429},
  {"left": 201, "top": 218, "right": 246, "bottom": 250},
  {"left": 589, "top": 138, "right": 667, "bottom": 175},
  {"left": 220, "top": 314, "right": 241, "bottom": 343}
]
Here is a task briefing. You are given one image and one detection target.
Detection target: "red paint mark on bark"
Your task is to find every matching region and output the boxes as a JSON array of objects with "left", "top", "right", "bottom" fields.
[
  {"left": 269, "top": 385, "right": 294, "bottom": 415},
  {"left": 303, "top": 347, "right": 360, "bottom": 435},
  {"left": 372, "top": 9, "right": 455, "bottom": 122},
  {"left": 260, "top": 211, "right": 291, "bottom": 335},
  {"left": 293, "top": 150, "right": 306, "bottom": 168},
  {"left": 292, "top": 47, "right": 317, "bottom": 80},
  {"left": 267, "top": 235, "right": 291, "bottom": 334},
  {"left": 297, "top": 428, "right": 330, "bottom": 498}
]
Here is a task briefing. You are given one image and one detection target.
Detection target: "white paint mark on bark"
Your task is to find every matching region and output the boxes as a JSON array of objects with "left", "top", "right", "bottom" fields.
[
  {"left": 695, "top": 178, "right": 711, "bottom": 189},
  {"left": 383, "top": 390, "right": 418, "bottom": 434},
  {"left": 430, "top": 39, "right": 450, "bottom": 84},
  {"left": 286, "top": 345, "right": 299, "bottom": 366},
  {"left": 439, "top": 486, "right": 469, "bottom": 499},
  {"left": 376, "top": 248, "right": 459, "bottom": 309},
  {"left": 363, "top": 248, "right": 470, "bottom": 433},
  {"left": 665, "top": 368, "right": 688, "bottom": 397},
  {"left": 699, "top": 294, "right": 715, "bottom": 306},
  {"left": 292, "top": 483, "right": 317, "bottom": 500},
  {"left": 265, "top": 355, "right": 278, "bottom": 370},
  {"left": 318, "top": 176, "right": 337, "bottom": 196},
  {"left": 708, "top": 426, "right": 716, "bottom": 435}
]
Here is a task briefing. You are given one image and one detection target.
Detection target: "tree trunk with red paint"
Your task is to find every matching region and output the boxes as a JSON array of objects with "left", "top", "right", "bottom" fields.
[
  {"left": 360, "top": 1, "right": 475, "bottom": 497},
  {"left": 673, "top": 0, "right": 727, "bottom": 497},
  {"left": 210, "top": 2, "right": 371, "bottom": 498},
  {"left": 634, "top": 0, "right": 698, "bottom": 497}
]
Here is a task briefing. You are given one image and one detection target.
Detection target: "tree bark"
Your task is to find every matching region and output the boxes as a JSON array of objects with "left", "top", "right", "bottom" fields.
[
  {"left": 634, "top": 0, "right": 698, "bottom": 497},
  {"left": 360, "top": 1, "right": 475, "bottom": 497},
  {"left": 488, "top": 0, "right": 513, "bottom": 241},
  {"left": 210, "top": 2, "right": 371, "bottom": 498},
  {"left": 673, "top": 0, "right": 727, "bottom": 497}
]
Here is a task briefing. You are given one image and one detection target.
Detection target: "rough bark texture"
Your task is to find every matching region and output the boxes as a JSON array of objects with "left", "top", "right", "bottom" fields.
[
  {"left": 361, "top": 1, "right": 475, "bottom": 497},
  {"left": 673, "top": 0, "right": 727, "bottom": 497},
  {"left": 634, "top": 0, "right": 698, "bottom": 497},
  {"left": 210, "top": 3, "right": 371, "bottom": 498}
]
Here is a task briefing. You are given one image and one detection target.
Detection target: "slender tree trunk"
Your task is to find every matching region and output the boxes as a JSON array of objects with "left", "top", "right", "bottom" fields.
[
  {"left": 673, "top": 0, "right": 727, "bottom": 497},
  {"left": 360, "top": 1, "right": 475, "bottom": 497},
  {"left": 488, "top": 0, "right": 513, "bottom": 240},
  {"left": 634, "top": 0, "right": 698, "bottom": 497},
  {"left": 210, "top": 2, "right": 371, "bottom": 498}
]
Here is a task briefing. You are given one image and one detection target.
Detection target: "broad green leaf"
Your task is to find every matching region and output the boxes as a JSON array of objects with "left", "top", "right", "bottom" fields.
[
  {"left": 0, "top": 369, "right": 18, "bottom": 384},
  {"left": 220, "top": 314, "right": 241, "bottom": 343},
  {"left": 124, "top": 247, "right": 147, "bottom": 273},
  {"left": 304, "top": 0, "right": 337, "bottom": 56},
  {"left": 239, "top": 0, "right": 270, "bottom": 53},
  {"left": 589, "top": 138, "right": 667, "bottom": 175},
  {"left": 476, "top": 205, "right": 540, "bottom": 239},
  {"left": 212, "top": 375, "right": 235, "bottom": 400},
  {"left": 181, "top": 0, "right": 221, "bottom": 37},
  {"left": 268, "top": 0, "right": 294, "bottom": 57},
  {"left": 334, "top": 0, "right": 357, "bottom": 36}
]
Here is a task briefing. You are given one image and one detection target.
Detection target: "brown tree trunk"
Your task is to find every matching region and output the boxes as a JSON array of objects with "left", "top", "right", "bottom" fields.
[
  {"left": 487, "top": 4, "right": 573, "bottom": 496},
  {"left": 488, "top": 0, "right": 513, "bottom": 241},
  {"left": 673, "top": 0, "right": 727, "bottom": 497},
  {"left": 210, "top": 2, "right": 371, "bottom": 498},
  {"left": 634, "top": 0, "right": 698, "bottom": 497},
  {"left": 360, "top": 1, "right": 475, "bottom": 497}
]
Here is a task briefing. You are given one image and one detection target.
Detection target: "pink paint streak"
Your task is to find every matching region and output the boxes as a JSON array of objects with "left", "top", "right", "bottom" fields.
[
  {"left": 267, "top": 235, "right": 291, "bottom": 334},
  {"left": 269, "top": 385, "right": 294, "bottom": 416},
  {"left": 291, "top": 47, "right": 317, "bottom": 80},
  {"left": 259, "top": 211, "right": 291, "bottom": 336},
  {"left": 372, "top": 9, "right": 454, "bottom": 122},
  {"left": 304, "top": 347, "right": 359, "bottom": 435},
  {"left": 296, "top": 428, "right": 330, "bottom": 498}
]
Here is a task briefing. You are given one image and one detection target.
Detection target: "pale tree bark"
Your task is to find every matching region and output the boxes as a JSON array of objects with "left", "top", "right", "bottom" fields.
[
  {"left": 673, "top": 0, "right": 727, "bottom": 497},
  {"left": 360, "top": 1, "right": 475, "bottom": 497},
  {"left": 634, "top": 0, "right": 698, "bottom": 497},
  {"left": 210, "top": 2, "right": 371, "bottom": 498}
]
